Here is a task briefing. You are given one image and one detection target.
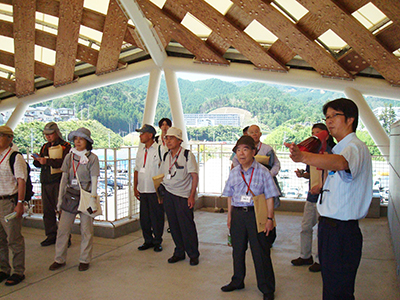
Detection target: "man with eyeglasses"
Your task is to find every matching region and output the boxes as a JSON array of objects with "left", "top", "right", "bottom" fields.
[
  {"left": 285, "top": 98, "right": 372, "bottom": 300},
  {"left": 134, "top": 124, "right": 164, "bottom": 253},
  {"left": 32, "top": 122, "right": 71, "bottom": 247},
  {"left": 159, "top": 127, "right": 200, "bottom": 266}
]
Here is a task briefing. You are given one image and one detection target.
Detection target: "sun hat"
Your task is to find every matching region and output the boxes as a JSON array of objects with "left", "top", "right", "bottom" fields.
[
  {"left": 67, "top": 127, "right": 93, "bottom": 144},
  {"left": 0, "top": 125, "right": 13, "bottom": 137},
  {"left": 165, "top": 127, "right": 183, "bottom": 141},
  {"left": 232, "top": 135, "right": 256, "bottom": 153}
]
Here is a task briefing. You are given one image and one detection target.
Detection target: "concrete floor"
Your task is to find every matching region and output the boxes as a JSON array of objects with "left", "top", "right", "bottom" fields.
[{"left": 0, "top": 211, "right": 398, "bottom": 300}]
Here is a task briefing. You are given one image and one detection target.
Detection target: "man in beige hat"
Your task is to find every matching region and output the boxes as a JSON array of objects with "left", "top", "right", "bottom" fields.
[
  {"left": 32, "top": 122, "right": 71, "bottom": 246},
  {"left": 159, "top": 127, "right": 200, "bottom": 266},
  {"left": 0, "top": 125, "right": 27, "bottom": 286}
]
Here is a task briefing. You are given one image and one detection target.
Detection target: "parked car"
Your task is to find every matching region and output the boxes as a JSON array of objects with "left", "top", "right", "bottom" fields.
[
  {"left": 100, "top": 179, "right": 123, "bottom": 190},
  {"left": 372, "top": 188, "right": 382, "bottom": 201},
  {"left": 98, "top": 182, "right": 113, "bottom": 196},
  {"left": 285, "top": 188, "right": 300, "bottom": 199}
]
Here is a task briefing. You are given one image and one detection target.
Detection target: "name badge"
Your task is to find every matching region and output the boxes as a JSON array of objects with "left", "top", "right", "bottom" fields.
[
  {"left": 71, "top": 179, "right": 78, "bottom": 186},
  {"left": 139, "top": 167, "right": 146, "bottom": 173},
  {"left": 240, "top": 195, "right": 252, "bottom": 203},
  {"left": 165, "top": 174, "right": 171, "bottom": 180}
]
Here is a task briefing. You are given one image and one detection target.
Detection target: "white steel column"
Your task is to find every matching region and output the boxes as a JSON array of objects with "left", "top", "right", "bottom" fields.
[
  {"left": 345, "top": 87, "right": 390, "bottom": 157},
  {"left": 164, "top": 68, "right": 188, "bottom": 147},
  {"left": 142, "top": 68, "right": 162, "bottom": 126},
  {"left": 6, "top": 101, "right": 29, "bottom": 130}
]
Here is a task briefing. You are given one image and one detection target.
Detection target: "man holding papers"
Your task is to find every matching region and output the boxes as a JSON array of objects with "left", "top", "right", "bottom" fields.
[{"left": 221, "top": 136, "right": 280, "bottom": 300}]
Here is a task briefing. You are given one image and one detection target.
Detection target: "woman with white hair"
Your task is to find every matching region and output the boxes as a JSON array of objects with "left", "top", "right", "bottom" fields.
[{"left": 48, "top": 127, "right": 100, "bottom": 272}]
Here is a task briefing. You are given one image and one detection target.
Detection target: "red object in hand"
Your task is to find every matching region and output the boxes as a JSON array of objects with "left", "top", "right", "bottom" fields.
[{"left": 297, "top": 130, "right": 329, "bottom": 153}]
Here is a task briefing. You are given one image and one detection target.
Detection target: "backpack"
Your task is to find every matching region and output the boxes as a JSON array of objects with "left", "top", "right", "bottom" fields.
[
  {"left": 9, "top": 151, "right": 34, "bottom": 202},
  {"left": 163, "top": 149, "right": 190, "bottom": 162}
]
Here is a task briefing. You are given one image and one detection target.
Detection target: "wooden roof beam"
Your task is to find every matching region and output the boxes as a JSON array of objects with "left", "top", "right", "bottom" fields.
[
  {"left": 231, "top": 0, "right": 352, "bottom": 78},
  {"left": 96, "top": 0, "right": 128, "bottom": 74},
  {"left": 54, "top": 0, "right": 84, "bottom": 86},
  {"left": 137, "top": 0, "right": 228, "bottom": 65},
  {"left": 168, "top": 0, "right": 287, "bottom": 71},
  {"left": 297, "top": 0, "right": 400, "bottom": 85},
  {"left": 0, "top": 77, "right": 16, "bottom": 94},
  {"left": 13, "top": 0, "right": 36, "bottom": 97}
]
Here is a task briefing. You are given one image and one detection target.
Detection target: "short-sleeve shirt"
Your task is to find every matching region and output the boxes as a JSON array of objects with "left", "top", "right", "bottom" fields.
[
  {"left": 232, "top": 142, "right": 281, "bottom": 176},
  {"left": 61, "top": 152, "right": 100, "bottom": 192},
  {"left": 0, "top": 145, "right": 28, "bottom": 196},
  {"left": 134, "top": 142, "right": 160, "bottom": 193},
  {"left": 317, "top": 133, "right": 372, "bottom": 220},
  {"left": 159, "top": 147, "right": 198, "bottom": 198},
  {"left": 223, "top": 159, "right": 280, "bottom": 207}
]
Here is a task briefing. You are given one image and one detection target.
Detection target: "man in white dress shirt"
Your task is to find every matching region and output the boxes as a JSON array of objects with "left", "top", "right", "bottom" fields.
[{"left": 285, "top": 98, "right": 372, "bottom": 300}]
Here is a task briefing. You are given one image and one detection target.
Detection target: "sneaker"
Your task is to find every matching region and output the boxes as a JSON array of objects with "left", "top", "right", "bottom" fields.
[
  {"left": 309, "top": 262, "right": 321, "bottom": 272},
  {"left": 291, "top": 256, "right": 313, "bottom": 266}
]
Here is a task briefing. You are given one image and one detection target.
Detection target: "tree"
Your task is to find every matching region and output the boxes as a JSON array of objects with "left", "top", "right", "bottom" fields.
[{"left": 379, "top": 104, "right": 396, "bottom": 134}]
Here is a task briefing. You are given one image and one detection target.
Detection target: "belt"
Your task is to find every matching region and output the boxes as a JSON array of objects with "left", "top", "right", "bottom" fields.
[
  {"left": 319, "top": 216, "right": 358, "bottom": 228},
  {"left": 233, "top": 206, "right": 254, "bottom": 212},
  {"left": 0, "top": 193, "right": 17, "bottom": 200}
]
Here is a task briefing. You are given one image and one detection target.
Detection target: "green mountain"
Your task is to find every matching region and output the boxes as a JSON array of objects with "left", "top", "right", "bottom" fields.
[{"left": 39, "top": 76, "right": 397, "bottom": 135}]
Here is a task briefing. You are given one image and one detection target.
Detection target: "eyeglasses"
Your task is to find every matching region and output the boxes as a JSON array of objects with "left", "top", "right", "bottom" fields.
[{"left": 323, "top": 113, "right": 345, "bottom": 122}]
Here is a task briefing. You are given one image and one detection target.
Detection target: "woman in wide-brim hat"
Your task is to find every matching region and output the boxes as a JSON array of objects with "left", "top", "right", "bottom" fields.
[{"left": 49, "top": 127, "right": 100, "bottom": 272}]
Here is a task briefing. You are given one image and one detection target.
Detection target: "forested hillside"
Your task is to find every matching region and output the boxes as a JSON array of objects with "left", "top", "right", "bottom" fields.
[{"left": 41, "top": 76, "right": 397, "bottom": 135}]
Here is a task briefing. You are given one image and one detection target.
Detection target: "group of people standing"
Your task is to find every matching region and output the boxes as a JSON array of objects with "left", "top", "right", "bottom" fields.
[
  {"left": 0, "top": 122, "right": 101, "bottom": 285},
  {"left": 0, "top": 97, "right": 373, "bottom": 300}
]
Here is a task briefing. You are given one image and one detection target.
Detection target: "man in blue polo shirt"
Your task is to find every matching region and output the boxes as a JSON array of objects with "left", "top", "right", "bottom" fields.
[{"left": 285, "top": 98, "right": 372, "bottom": 300}]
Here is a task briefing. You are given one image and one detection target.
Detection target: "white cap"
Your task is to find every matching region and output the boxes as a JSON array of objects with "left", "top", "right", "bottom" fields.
[{"left": 165, "top": 127, "right": 183, "bottom": 141}]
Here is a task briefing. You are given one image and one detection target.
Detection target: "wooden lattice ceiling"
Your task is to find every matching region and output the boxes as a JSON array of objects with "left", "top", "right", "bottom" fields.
[{"left": 0, "top": 0, "right": 399, "bottom": 100}]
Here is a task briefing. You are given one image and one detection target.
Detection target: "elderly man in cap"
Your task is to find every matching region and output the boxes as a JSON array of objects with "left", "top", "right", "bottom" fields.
[
  {"left": 134, "top": 124, "right": 164, "bottom": 252},
  {"left": 159, "top": 127, "right": 200, "bottom": 266},
  {"left": 33, "top": 122, "right": 71, "bottom": 246},
  {"left": 221, "top": 135, "right": 279, "bottom": 300},
  {"left": 0, "top": 125, "right": 27, "bottom": 286}
]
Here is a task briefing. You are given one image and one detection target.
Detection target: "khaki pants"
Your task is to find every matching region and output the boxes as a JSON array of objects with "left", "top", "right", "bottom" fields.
[
  {"left": 0, "top": 198, "right": 25, "bottom": 276},
  {"left": 54, "top": 210, "right": 93, "bottom": 264}
]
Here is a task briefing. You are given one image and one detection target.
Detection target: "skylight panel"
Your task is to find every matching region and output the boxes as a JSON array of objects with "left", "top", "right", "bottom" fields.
[
  {"left": 0, "top": 4, "right": 13, "bottom": 23},
  {"left": 204, "top": 0, "right": 233, "bottom": 15},
  {"left": 149, "top": 0, "right": 166, "bottom": 9},
  {"left": 352, "top": 2, "right": 388, "bottom": 30},
  {"left": 84, "top": 0, "right": 110, "bottom": 14},
  {"left": 35, "top": 12, "right": 58, "bottom": 35},
  {"left": 79, "top": 25, "right": 103, "bottom": 45},
  {"left": 273, "top": 0, "right": 308, "bottom": 22},
  {"left": 244, "top": 20, "right": 278, "bottom": 44},
  {"left": 35, "top": 46, "right": 56, "bottom": 65},
  {"left": 318, "top": 29, "right": 347, "bottom": 51},
  {"left": 0, "top": 36, "right": 14, "bottom": 53},
  {"left": 181, "top": 13, "right": 212, "bottom": 38},
  {"left": 0, "top": 64, "right": 15, "bottom": 79}
]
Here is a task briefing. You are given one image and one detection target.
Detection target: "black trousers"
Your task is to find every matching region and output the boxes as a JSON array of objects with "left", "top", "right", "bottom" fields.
[
  {"left": 42, "top": 181, "right": 60, "bottom": 239},
  {"left": 318, "top": 217, "right": 362, "bottom": 300},
  {"left": 230, "top": 207, "right": 276, "bottom": 295},
  {"left": 139, "top": 192, "right": 165, "bottom": 245},
  {"left": 163, "top": 190, "right": 199, "bottom": 259}
]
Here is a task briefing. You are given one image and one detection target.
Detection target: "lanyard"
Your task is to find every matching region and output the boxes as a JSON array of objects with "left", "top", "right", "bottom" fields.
[
  {"left": 0, "top": 147, "right": 12, "bottom": 166},
  {"left": 72, "top": 156, "right": 80, "bottom": 178},
  {"left": 169, "top": 147, "right": 182, "bottom": 172},
  {"left": 257, "top": 142, "right": 262, "bottom": 152},
  {"left": 241, "top": 168, "right": 255, "bottom": 195},
  {"left": 143, "top": 148, "right": 148, "bottom": 168}
]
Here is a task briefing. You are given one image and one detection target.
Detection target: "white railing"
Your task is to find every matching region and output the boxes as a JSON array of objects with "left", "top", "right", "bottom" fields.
[{"left": 26, "top": 143, "right": 390, "bottom": 222}]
